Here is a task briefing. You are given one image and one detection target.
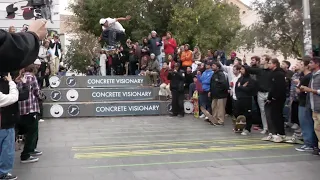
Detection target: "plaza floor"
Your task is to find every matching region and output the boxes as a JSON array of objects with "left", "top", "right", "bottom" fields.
[{"left": 13, "top": 116, "right": 320, "bottom": 180}]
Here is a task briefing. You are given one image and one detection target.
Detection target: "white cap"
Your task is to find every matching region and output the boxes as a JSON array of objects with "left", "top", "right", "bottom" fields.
[
  {"left": 99, "top": 18, "right": 107, "bottom": 25},
  {"left": 195, "top": 61, "right": 201, "bottom": 65},
  {"left": 151, "top": 30, "right": 157, "bottom": 34},
  {"left": 150, "top": 53, "right": 155, "bottom": 57},
  {"left": 34, "top": 59, "right": 41, "bottom": 65}
]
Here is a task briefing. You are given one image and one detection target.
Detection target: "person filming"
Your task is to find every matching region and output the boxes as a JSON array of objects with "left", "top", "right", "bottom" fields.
[{"left": 0, "top": 19, "right": 48, "bottom": 72}]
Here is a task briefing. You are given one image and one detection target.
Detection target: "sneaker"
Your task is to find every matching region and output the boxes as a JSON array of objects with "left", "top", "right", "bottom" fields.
[
  {"left": 241, "top": 130, "right": 250, "bottom": 136},
  {"left": 30, "top": 150, "right": 42, "bottom": 156},
  {"left": 260, "top": 129, "right": 268, "bottom": 134},
  {"left": 291, "top": 123, "right": 299, "bottom": 130},
  {"left": 295, "top": 145, "right": 314, "bottom": 152},
  {"left": 199, "top": 114, "right": 206, "bottom": 118},
  {"left": 38, "top": 119, "right": 44, "bottom": 122},
  {"left": 312, "top": 148, "right": 320, "bottom": 156},
  {"left": 21, "top": 156, "right": 39, "bottom": 164},
  {"left": 0, "top": 173, "right": 17, "bottom": 180},
  {"left": 273, "top": 134, "right": 285, "bottom": 143},
  {"left": 205, "top": 117, "right": 209, "bottom": 120},
  {"left": 262, "top": 133, "right": 273, "bottom": 141}
]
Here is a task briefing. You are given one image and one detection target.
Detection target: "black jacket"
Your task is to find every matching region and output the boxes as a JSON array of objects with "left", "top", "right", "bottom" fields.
[
  {"left": 210, "top": 70, "right": 229, "bottom": 99},
  {"left": 0, "top": 80, "right": 29, "bottom": 129},
  {"left": 168, "top": 70, "right": 185, "bottom": 92},
  {"left": 246, "top": 66, "right": 272, "bottom": 92},
  {"left": 235, "top": 75, "right": 255, "bottom": 99},
  {"left": 267, "top": 68, "right": 286, "bottom": 101},
  {"left": 0, "top": 30, "right": 40, "bottom": 72}
]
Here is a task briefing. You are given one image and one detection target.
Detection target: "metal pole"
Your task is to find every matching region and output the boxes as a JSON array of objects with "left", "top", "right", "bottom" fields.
[{"left": 302, "top": 0, "right": 313, "bottom": 56}]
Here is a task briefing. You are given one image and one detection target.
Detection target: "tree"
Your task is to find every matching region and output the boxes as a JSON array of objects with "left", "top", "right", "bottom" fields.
[
  {"left": 242, "top": 0, "right": 320, "bottom": 58},
  {"left": 169, "top": 0, "right": 242, "bottom": 52},
  {"left": 69, "top": 0, "right": 242, "bottom": 51}
]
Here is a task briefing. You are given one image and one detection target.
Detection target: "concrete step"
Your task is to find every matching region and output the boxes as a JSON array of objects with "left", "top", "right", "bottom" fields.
[
  {"left": 49, "top": 75, "right": 147, "bottom": 88},
  {"left": 43, "top": 101, "right": 171, "bottom": 118},
  {"left": 43, "top": 87, "right": 160, "bottom": 102}
]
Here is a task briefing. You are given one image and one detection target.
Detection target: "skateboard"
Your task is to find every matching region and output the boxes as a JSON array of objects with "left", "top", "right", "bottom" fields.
[
  {"left": 192, "top": 91, "right": 199, "bottom": 118},
  {"left": 233, "top": 115, "right": 246, "bottom": 133},
  {"left": 261, "top": 134, "right": 303, "bottom": 144},
  {"left": 200, "top": 106, "right": 217, "bottom": 124}
]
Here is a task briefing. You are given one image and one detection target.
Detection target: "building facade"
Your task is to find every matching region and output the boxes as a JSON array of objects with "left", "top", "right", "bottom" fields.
[{"left": 0, "top": 0, "right": 60, "bottom": 32}]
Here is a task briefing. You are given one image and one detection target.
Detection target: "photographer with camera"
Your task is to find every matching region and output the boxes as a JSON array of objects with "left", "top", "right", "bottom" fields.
[
  {"left": 0, "top": 19, "right": 47, "bottom": 72},
  {"left": 0, "top": 73, "right": 19, "bottom": 180}
]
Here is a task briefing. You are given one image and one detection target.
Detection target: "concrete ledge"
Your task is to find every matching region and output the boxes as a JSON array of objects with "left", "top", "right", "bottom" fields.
[
  {"left": 43, "top": 87, "right": 160, "bottom": 102},
  {"left": 43, "top": 101, "right": 171, "bottom": 118}
]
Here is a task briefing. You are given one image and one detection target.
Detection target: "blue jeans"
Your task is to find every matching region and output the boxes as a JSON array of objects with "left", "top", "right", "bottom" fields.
[
  {"left": 299, "top": 106, "right": 318, "bottom": 147},
  {"left": 199, "top": 91, "right": 211, "bottom": 114},
  {"left": 0, "top": 128, "right": 15, "bottom": 176}
]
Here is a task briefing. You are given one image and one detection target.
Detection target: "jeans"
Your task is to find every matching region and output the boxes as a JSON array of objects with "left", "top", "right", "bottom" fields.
[
  {"left": 299, "top": 106, "right": 318, "bottom": 147},
  {"left": 199, "top": 91, "right": 211, "bottom": 114},
  {"left": 0, "top": 128, "right": 15, "bottom": 176}
]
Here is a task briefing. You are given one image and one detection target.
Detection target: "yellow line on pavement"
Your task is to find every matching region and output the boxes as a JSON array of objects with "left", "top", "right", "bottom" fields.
[
  {"left": 71, "top": 138, "right": 262, "bottom": 151},
  {"left": 74, "top": 143, "right": 293, "bottom": 159}
]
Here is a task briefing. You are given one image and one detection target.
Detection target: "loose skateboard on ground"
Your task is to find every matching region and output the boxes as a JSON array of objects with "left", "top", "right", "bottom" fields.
[
  {"left": 200, "top": 106, "right": 217, "bottom": 124},
  {"left": 192, "top": 91, "right": 199, "bottom": 118},
  {"left": 233, "top": 115, "right": 246, "bottom": 133},
  {"left": 261, "top": 133, "right": 304, "bottom": 144}
]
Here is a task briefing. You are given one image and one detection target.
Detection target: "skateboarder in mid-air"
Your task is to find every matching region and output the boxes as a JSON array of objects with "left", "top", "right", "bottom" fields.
[{"left": 99, "top": 15, "right": 131, "bottom": 48}]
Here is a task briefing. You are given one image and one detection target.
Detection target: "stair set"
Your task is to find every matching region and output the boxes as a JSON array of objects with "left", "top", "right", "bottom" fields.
[{"left": 43, "top": 76, "right": 175, "bottom": 118}]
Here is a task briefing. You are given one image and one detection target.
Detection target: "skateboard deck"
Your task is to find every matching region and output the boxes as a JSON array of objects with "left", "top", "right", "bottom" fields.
[
  {"left": 283, "top": 136, "right": 304, "bottom": 144},
  {"left": 200, "top": 106, "right": 217, "bottom": 124},
  {"left": 192, "top": 91, "right": 199, "bottom": 118},
  {"left": 234, "top": 115, "right": 246, "bottom": 133}
]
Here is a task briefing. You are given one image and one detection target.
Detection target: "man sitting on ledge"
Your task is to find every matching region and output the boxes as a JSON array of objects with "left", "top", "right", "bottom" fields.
[{"left": 145, "top": 53, "right": 160, "bottom": 86}]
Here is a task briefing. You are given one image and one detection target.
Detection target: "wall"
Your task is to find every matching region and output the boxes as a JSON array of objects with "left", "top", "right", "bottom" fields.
[{"left": 0, "top": 0, "right": 60, "bottom": 32}]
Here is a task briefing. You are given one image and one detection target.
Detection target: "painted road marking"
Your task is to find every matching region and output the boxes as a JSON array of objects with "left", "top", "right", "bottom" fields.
[
  {"left": 74, "top": 143, "right": 293, "bottom": 159},
  {"left": 86, "top": 154, "right": 309, "bottom": 169},
  {"left": 71, "top": 138, "right": 262, "bottom": 151}
]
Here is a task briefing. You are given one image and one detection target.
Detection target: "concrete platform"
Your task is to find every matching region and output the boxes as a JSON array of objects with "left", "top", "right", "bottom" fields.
[{"left": 13, "top": 116, "right": 320, "bottom": 180}]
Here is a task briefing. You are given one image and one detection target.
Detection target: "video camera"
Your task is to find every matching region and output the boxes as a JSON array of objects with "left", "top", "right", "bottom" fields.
[{"left": 6, "top": 0, "right": 49, "bottom": 20}]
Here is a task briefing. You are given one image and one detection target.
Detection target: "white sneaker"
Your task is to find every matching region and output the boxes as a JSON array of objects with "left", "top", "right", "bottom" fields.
[
  {"left": 39, "top": 119, "right": 44, "bottom": 122},
  {"left": 262, "top": 133, "right": 273, "bottom": 141},
  {"left": 260, "top": 129, "right": 268, "bottom": 134},
  {"left": 291, "top": 123, "right": 299, "bottom": 130},
  {"left": 205, "top": 117, "right": 209, "bottom": 120},
  {"left": 273, "top": 134, "right": 285, "bottom": 143},
  {"left": 241, "top": 130, "right": 250, "bottom": 136},
  {"left": 199, "top": 114, "right": 206, "bottom": 118}
]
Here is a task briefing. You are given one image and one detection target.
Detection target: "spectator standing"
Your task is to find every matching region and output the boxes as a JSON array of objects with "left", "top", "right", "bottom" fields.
[
  {"left": 168, "top": 55, "right": 176, "bottom": 70},
  {"left": 164, "top": 32, "right": 177, "bottom": 63},
  {"left": 38, "top": 40, "right": 50, "bottom": 88},
  {"left": 209, "top": 62, "right": 229, "bottom": 125},
  {"left": 148, "top": 31, "right": 162, "bottom": 68},
  {"left": 159, "top": 62, "right": 171, "bottom": 98},
  {"left": 168, "top": 64, "right": 185, "bottom": 117},
  {"left": 234, "top": 66, "right": 255, "bottom": 135},
  {"left": 193, "top": 46, "right": 201, "bottom": 62},
  {"left": 226, "top": 51, "right": 237, "bottom": 66},
  {"left": 18, "top": 65, "right": 43, "bottom": 164},
  {"left": 49, "top": 35, "right": 62, "bottom": 75},
  {"left": 99, "top": 50, "right": 107, "bottom": 76},
  {"left": 180, "top": 44, "right": 193, "bottom": 71},
  {"left": 295, "top": 57, "right": 317, "bottom": 152},
  {"left": 0, "top": 73, "right": 19, "bottom": 180},
  {"left": 198, "top": 62, "right": 214, "bottom": 120},
  {"left": 265, "top": 58, "right": 287, "bottom": 142},
  {"left": 300, "top": 57, "right": 320, "bottom": 156},
  {"left": 141, "top": 38, "right": 150, "bottom": 57}
]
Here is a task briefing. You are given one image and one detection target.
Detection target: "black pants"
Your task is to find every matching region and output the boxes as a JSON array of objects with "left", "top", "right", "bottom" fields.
[
  {"left": 234, "top": 97, "right": 253, "bottom": 132},
  {"left": 291, "top": 100, "right": 299, "bottom": 125},
  {"left": 20, "top": 113, "right": 39, "bottom": 160},
  {"left": 265, "top": 100, "right": 286, "bottom": 135},
  {"left": 252, "top": 95, "right": 262, "bottom": 127},
  {"left": 102, "top": 29, "right": 125, "bottom": 46},
  {"left": 38, "top": 100, "right": 43, "bottom": 119},
  {"left": 39, "top": 62, "right": 49, "bottom": 88},
  {"left": 171, "top": 90, "right": 184, "bottom": 116},
  {"left": 225, "top": 95, "right": 233, "bottom": 115}
]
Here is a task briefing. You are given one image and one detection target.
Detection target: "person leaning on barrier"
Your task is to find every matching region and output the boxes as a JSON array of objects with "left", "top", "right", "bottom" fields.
[{"left": 0, "top": 19, "right": 48, "bottom": 72}]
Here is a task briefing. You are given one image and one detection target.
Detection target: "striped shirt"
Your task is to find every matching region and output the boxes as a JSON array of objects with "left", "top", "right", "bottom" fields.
[{"left": 18, "top": 72, "right": 40, "bottom": 115}]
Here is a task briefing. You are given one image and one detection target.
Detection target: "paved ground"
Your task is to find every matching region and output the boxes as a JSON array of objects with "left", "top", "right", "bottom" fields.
[{"left": 13, "top": 116, "right": 320, "bottom": 180}]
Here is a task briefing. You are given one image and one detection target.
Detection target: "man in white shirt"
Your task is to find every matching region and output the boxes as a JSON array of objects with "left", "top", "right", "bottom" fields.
[{"left": 99, "top": 16, "right": 131, "bottom": 46}]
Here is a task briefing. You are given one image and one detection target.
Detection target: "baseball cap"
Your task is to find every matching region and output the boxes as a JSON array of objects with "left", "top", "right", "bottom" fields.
[
  {"left": 150, "top": 53, "right": 155, "bottom": 57},
  {"left": 34, "top": 59, "right": 41, "bottom": 65},
  {"left": 99, "top": 18, "right": 107, "bottom": 25}
]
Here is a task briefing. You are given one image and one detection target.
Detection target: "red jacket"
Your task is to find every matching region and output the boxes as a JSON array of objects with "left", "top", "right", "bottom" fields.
[
  {"left": 160, "top": 68, "right": 170, "bottom": 84},
  {"left": 169, "top": 60, "right": 175, "bottom": 70},
  {"left": 164, "top": 38, "right": 177, "bottom": 55}
]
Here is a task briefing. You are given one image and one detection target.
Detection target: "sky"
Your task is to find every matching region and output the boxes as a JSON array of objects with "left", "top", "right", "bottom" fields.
[{"left": 59, "top": 0, "right": 253, "bottom": 14}]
